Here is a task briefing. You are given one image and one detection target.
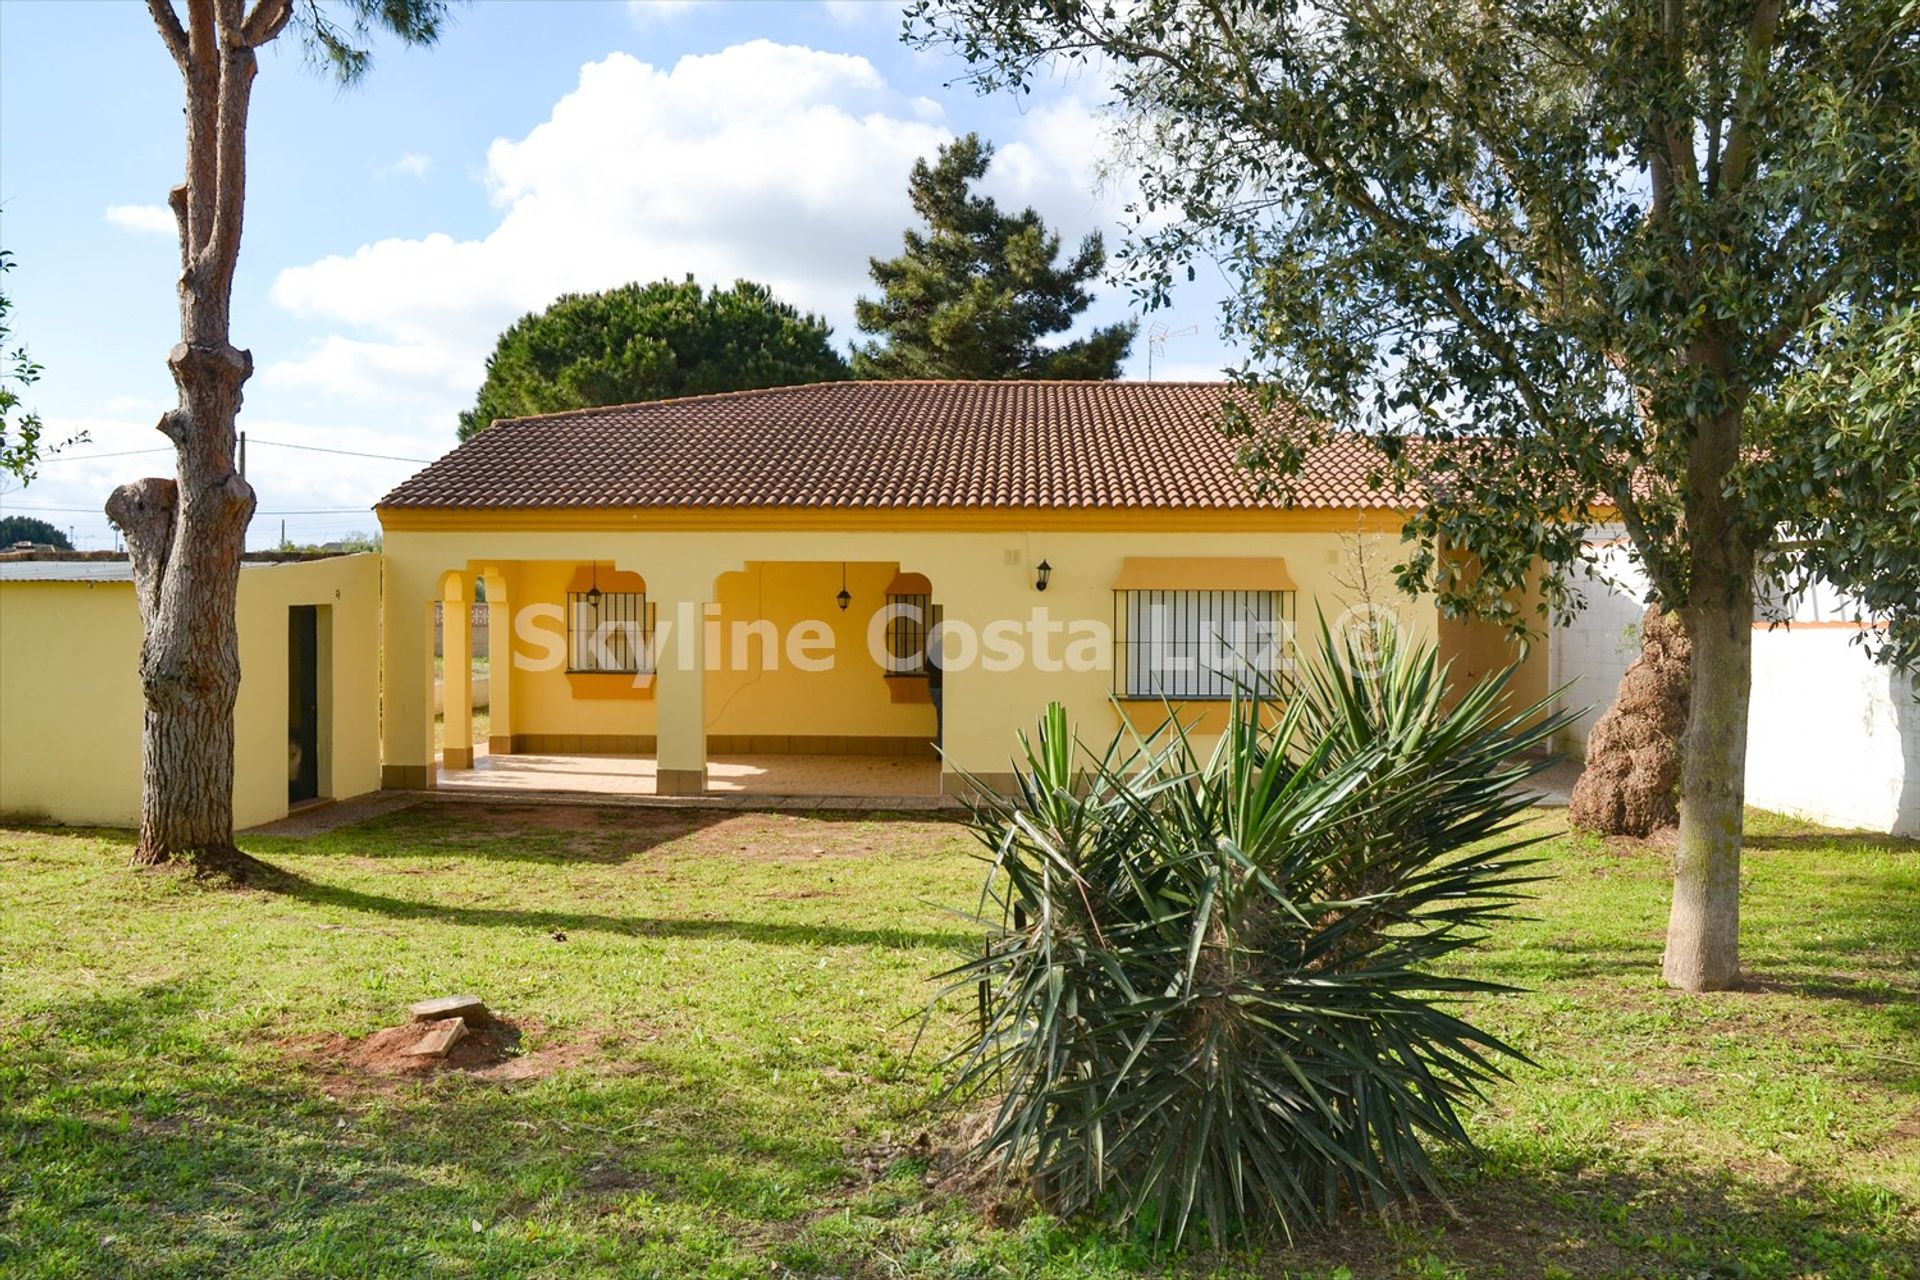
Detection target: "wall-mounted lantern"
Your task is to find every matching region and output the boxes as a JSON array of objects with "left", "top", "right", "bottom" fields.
[
  {"left": 1034, "top": 559, "right": 1052, "bottom": 592},
  {"left": 836, "top": 562, "right": 852, "bottom": 612}
]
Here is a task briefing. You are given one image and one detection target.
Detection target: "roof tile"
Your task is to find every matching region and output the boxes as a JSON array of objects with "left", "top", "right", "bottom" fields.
[{"left": 377, "top": 380, "right": 1398, "bottom": 512}]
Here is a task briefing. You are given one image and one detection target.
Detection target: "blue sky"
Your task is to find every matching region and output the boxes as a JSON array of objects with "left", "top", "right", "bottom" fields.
[{"left": 0, "top": 0, "right": 1240, "bottom": 551}]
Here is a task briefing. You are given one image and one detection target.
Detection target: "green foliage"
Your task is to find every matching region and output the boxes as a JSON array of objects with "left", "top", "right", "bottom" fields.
[
  {"left": 942, "top": 623, "right": 1575, "bottom": 1244},
  {"left": 0, "top": 250, "right": 48, "bottom": 484},
  {"left": 275, "top": 529, "right": 381, "bottom": 554},
  {"left": 0, "top": 515, "right": 73, "bottom": 549},
  {"left": 912, "top": 0, "right": 1920, "bottom": 659},
  {"left": 1754, "top": 301, "right": 1920, "bottom": 667},
  {"left": 458, "top": 278, "right": 848, "bottom": 440},
  {"left": 853, "top": 134, "right": 1136, "bottom": 380},
  {"left": 291, "top": 0, "right": 455, "bottom": 86}
]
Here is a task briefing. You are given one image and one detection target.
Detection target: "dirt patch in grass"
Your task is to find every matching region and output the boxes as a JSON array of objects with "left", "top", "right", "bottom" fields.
[
  {"left": 847, "top": 1109, "right": 1031, "bottom": 1227},
  {"left": 284, "top": 1014, "right": 599, "bottom": 1094}
]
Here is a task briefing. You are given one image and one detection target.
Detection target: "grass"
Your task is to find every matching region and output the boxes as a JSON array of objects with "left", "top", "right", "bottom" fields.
[{"left": 0, "top": 803, "right": 1914, "bottom": 1277}]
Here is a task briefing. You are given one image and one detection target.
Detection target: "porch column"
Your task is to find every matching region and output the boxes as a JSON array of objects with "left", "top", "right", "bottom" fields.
[
  {"left": 654, "top": 595, "right": 708, "bottom": 796},
  {"left": 483, "top": 568, "right": 513, "bottom": 756},
  {"left": 442, "top": 577, "right": 474, "bottom": 771},
  {"left": 380, "top": 560, "right": 438, "bottom": 790}
]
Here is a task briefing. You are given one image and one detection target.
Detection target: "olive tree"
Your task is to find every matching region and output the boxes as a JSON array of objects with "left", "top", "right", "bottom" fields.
[
  {"left": 912, "top": 0, "right": 1920, "bottom": 990},
  {"left": 106, "top": 0, "right": 449, "bottom": 880}
]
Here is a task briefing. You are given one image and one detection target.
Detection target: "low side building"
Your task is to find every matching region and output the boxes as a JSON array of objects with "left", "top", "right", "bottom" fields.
[{"left": 0, "top": 552, "right": 381, "bottom": 828}]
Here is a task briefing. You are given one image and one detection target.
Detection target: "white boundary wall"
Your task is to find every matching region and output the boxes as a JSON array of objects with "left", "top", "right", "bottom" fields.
[
  {"left": 1746, "top": 626, "right": 1920, "bottom": 836},
  {"left": 1547, "top": 536, "right": 1646, "bottom": 753},
  {"left": 1550, "top": 534, "right": 1919, "bottom": 836}
]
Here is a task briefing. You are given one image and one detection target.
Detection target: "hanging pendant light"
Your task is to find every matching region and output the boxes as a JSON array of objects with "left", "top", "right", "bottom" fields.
[
  {"left": 835, "top": 562, "right": 851, "bottom": 612},
  {"left": 585, "top": 561, "right": 602, "bottom": 608}
]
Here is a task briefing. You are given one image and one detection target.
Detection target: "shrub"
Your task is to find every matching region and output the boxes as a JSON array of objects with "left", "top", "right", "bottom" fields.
[{"left": 939, "top": 621, "right": 1573, "bottom": 1245}]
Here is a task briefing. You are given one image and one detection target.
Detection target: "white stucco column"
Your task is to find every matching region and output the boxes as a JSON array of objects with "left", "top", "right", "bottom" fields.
[
  {"left": 482, "top": 568, "right": 512, "bottom": 756},
  {"left": 380, "top": 558, "right": 439, "bottom": 790},
  {"left": 441, "top": 576, "right": 474, "bottom": 771},
  {"left": 653, "top": 594, "right": 707, "bottom": 795}
]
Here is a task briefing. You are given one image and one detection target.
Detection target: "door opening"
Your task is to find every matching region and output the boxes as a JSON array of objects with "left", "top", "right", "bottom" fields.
[{"left": 289, "top": 605, "right": 320, "bottom": 805}]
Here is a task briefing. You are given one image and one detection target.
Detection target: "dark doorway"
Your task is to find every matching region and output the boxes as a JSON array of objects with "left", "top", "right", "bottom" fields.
[{"left": 289, "top": 605, "right": 320, "bottom": 805}]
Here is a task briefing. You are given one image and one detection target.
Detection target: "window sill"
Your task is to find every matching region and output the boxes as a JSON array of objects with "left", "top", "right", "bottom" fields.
[{"left": 567, "top": 671, "right": 654, "bottom": 701}]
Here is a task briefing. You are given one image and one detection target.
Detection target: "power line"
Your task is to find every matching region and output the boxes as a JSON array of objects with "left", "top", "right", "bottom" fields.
[
  {"left": 249, "top": 438, "right": 436, "bottom": 464},
  {"left": 0, "top": 502, "right": 375, "bottom": 515},
  {"left": 32, "top": 446, "right": 174, "bottom": 462},
  {"left": 32, "top": 439, "right": 436, "bottom": 465}
]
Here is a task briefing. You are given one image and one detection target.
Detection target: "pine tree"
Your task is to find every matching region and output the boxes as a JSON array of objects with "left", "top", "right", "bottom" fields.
[
  {"left": 459, "top": 279, "right": 846, "bottom": 441},
  {"left": 853, "top": 134, "right": 1134, "bottom": 380}
]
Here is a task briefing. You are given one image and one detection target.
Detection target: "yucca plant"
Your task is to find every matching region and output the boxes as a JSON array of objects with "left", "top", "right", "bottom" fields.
[{"left": 938, "top": 619, "right": 1575, "bottom": 1245}]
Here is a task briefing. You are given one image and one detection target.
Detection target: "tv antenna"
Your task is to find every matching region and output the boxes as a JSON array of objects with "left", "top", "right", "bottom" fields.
[{"left": 1145, "top": 321, "right": 1199, "bottom": 378}]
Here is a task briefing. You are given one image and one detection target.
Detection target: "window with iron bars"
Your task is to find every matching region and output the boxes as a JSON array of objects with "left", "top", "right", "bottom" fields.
[
  {"left": 566, "top": 591, "right": 654, "bottom": 674},
  {"left": 884, "top": 593, "right": 932, "bottom": 674},
  {"left": 1114, "top": 589, "right": 1295, "bottom": 699}
]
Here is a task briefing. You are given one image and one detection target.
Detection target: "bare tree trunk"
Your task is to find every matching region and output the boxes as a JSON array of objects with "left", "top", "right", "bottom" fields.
[
  {"left": 1664, "top": 404, "right": 1754, "bottom": 991},
  {"left": 105, "top": 0, "right": 289, "bottom": 882}
]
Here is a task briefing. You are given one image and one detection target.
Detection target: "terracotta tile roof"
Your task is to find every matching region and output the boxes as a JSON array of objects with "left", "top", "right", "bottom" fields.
[{"left": 377, "top": 381, "right": 1400, "bottom": 512}]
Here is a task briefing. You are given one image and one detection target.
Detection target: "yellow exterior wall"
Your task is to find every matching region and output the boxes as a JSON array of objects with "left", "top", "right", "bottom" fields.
[
  {"left": 1433, "top": 558, "right": 1552, "bottom": 717},
  {"left": 0, "top": 579, "right": 144, "bottom": 824},
  {"left": 377, "top": 514, "right": 1493, "bottom": 786},
  {"left": 501, "top": 559, "right": 662, "bottom": 741},
  {"left": 0, "top": 554, "right": 381, "bottom": 828},
  {"left": 707, "top": 561, "right": 936, "bottom": 742},
  {"left": 231, "top": 555, "right": 383, "bottom": 827}
]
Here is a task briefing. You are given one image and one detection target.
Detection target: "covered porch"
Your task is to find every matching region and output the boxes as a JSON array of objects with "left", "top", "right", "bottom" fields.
[
  {"left": 400, "top": 554, "right": 948, "bottom": 801},
  {"left": 433, "top": 747, "right": 943, "bottom": 800}
]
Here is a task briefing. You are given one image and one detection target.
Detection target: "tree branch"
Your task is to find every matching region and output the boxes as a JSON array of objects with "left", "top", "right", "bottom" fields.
[
  {"left": 1761, "top": 257, "right": 1852, "bottom": 361},
  {"left": 239, "top": 0, "right": 292, "bottom": 47},
  {"left": 146, "top": 0, "right": 190, "bottom": 69},
  {"left": 105, "top": 476, "right": 179, "bottom": 627},
  {"left": 1718, "top": 0, "right": 1785, "bottom": 195},
  {"left": 181, "top": 0, "right": 219, "bottom": 261}
]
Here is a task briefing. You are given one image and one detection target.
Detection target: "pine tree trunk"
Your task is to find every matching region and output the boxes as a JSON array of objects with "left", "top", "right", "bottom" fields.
[
  {"left": 105, "top": 0, "right": 282, "bottom": 883},
  {"left": 1663, "top": 405, "right": 1753, "bottom": 992}
]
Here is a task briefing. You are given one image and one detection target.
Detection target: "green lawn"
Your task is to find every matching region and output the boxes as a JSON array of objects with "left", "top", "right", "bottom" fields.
[{"left": 1, "top": 803, "right": 1914, "bottom": 1277}]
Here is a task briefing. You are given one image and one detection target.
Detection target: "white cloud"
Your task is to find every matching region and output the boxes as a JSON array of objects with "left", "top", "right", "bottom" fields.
[
  {"left": 379, "top": 152, "right": 433, "bottom": 179},
  {"left": 266, "top": 41, "right": 1139, "bottom": 416},
  {"left": 104, "top": 204, "right": 175, "bottom": 235}
]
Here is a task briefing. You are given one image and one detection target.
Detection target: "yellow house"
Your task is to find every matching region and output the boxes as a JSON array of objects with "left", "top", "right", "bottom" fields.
[
  {"left": 378, "top": 381, "right": 1542, "bottom": 799},
  {"left": 0, "top": 552, "right": 382, "bottom": 827}
]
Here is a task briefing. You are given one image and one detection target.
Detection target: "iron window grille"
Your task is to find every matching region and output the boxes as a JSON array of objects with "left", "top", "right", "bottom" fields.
[
  {"left": 566, "top": 591, "right": 654, "bottom": 674},
  {"left": 884, "top": 593, "right": 932, "bottom": 675},
  {"left": 1114, "top": 589, "right": 1295, "bottom": 699}
]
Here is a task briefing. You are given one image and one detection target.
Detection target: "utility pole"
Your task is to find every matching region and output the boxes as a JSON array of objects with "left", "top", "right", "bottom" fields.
[{"left": 237, "top": 430, "right": 246, "bottom": 479}]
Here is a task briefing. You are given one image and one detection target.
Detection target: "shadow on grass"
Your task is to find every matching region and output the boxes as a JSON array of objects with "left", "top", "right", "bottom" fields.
[
  {"left": 1204, "top": 1152, "right": 1920, "bottom": 1280},
  {"left": 1744, "top": 828, "right": 1920, "bottom": 855},
  {"left": 244, "top": 799, "right": 962, "bottom": 868},
  {"left": 260, "top": 865, "right": 979, "bottom": 953},
  {"left": 248, "top": 801, "right": 736, "bottom": 867}
]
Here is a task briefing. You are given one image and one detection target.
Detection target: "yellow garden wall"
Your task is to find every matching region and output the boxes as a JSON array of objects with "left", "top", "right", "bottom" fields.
[
  {"left": 0, "top": 578, "right": 144, "bottom": 825},
  {"left": 0, "top": 554, "right": 381, "bottom": 828}
]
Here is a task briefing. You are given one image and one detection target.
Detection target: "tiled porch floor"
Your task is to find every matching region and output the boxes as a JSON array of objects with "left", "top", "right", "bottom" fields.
[{"left": 436, "top": 749, "right": 943, "bottom": 799}]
